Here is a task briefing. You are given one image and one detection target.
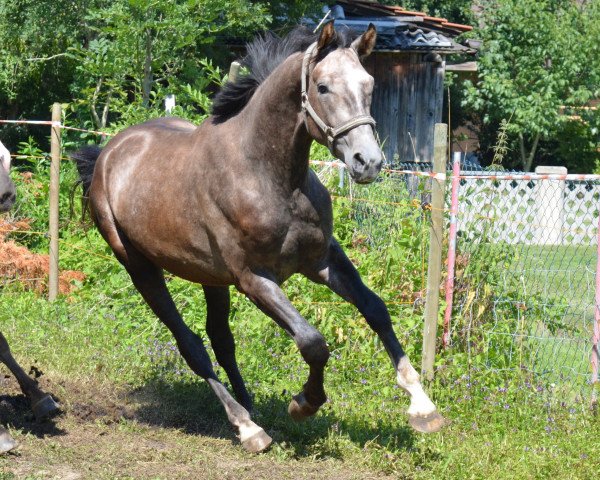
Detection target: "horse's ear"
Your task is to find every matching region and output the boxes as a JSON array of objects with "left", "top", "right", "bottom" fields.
[
  {"left": 351, "top": 23, "right": 377, "bottom": 59},
  {"left": 317, "top": 20, "right": 336, "bottom": 51}
]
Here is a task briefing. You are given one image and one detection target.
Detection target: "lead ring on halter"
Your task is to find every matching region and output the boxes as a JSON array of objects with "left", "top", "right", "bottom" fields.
[{"left": 300, "top": 42, "right": 376, "bottom": 152}]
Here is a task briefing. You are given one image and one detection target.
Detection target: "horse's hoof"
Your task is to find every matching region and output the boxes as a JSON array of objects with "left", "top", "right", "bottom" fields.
[
  {"left": 241, "top": 428, "right": 272, "bottom": 454},
  {"left": 408, "top": 410, "right": 447, "bottom": 433},
  {"left": 32, "top": 394, "right": 60, "bottom": 421},
  {"left": 288, "top": 393, "right": 320, "bottom": 422},
  {"left": 0, "top": 430, "right": 17, "bottom": 454}
]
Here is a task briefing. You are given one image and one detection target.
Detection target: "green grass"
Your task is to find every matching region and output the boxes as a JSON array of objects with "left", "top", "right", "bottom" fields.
[
  {"left": 1, "top": 161, "right": 599, "bottom": 478},
  {"left": 515, "top": 244, "right": 596, "bottom": 305},
  {"left": 2, "top": 286, "right": 599, "bottom": 479}
]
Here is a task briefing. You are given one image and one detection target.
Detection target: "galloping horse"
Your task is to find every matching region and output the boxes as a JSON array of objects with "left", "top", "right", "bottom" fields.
[
  {"left": 74, "top": 23, "right": 445, "bottom": 453},
  {"left": 0, "top": 140, "right": 60, "bottom": 454}
]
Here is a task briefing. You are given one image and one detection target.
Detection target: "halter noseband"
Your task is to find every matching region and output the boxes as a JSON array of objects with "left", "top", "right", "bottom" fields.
[{"left": 300, "top": 42, "right": 376, "bottom": 151}]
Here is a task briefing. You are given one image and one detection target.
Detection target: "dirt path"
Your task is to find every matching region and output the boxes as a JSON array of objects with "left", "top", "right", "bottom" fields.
[{"left": 0, "top": 374, "right": 393, "bottom": 480}]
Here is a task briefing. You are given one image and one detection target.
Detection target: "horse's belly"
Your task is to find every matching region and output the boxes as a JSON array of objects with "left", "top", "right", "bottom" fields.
[{"left": 123, "top": 219, "right": 235, "bottom": 286}]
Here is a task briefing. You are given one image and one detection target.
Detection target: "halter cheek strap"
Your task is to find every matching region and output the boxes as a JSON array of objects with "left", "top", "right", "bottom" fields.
[{"left": 300, "top": 42, "right": 376, "bottom": 151}]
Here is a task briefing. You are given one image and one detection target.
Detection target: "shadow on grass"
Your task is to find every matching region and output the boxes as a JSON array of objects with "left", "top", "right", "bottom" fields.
[
  {"left": 0, "top": 393, "right": 65, "bottom": 439},
  {"left": 129, "top": 375, "right": 418, "bottom": 458}
]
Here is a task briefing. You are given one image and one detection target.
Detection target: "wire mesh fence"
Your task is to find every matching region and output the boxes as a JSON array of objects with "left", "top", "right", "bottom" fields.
[
  {"left": 3, "top": 118, "right": 599, "bottom": 407},
  {"left": 450, "top": 167, "right": 599, "bottom": 401}
]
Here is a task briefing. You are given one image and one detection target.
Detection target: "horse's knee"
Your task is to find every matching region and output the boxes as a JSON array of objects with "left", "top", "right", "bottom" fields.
[{"left": 298, "top": 330, "right": 329, "bottom": 366}]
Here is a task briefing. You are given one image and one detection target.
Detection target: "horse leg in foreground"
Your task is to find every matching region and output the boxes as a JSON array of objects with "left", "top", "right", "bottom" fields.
[
  {"left": 0, "top": 333, "right": 60, "bottom": 421},
  {"left": 304, "top": 241, "right": 445, "bottom": 433},
  {"left": 0, "top": 333, "right": 60, "bottom": 453},
  {"left": 237, "top": 272, "right": 329, "bottom": 421},
  {"left": 95, "top": 230, "right": 271, "bottom": 453}
]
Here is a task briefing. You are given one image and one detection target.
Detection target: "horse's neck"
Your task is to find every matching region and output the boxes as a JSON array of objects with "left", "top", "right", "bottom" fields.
[{"left": 239, "top": 54, "right": 312, "bottom": 189}]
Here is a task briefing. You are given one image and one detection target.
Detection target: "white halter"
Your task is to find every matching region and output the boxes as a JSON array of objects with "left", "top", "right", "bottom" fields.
[{"left": 300, "top": 42, "right": 376, "bottom": 151}]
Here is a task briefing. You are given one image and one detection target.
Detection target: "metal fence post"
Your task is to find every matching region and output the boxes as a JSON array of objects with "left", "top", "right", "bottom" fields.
[
  {"left": 421, "top": 123, "right": 447, "bottom": 380},
  {"left": 49, "top": 103, "right": 61, "bottom": 301}
]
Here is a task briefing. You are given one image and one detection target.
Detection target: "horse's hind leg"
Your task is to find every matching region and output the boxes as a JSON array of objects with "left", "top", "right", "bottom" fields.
[
  {"left": 99, "top": 226, "right": 271, "bottom": 452},
  {"left": 203, "top": 286, "right": 252, "bottom": 411},
  {"left": 303, "top": 240, "right": 446, "bottom": 433},
  {"left": 0, "top": 332, "right": 59, "bottom": 421}
]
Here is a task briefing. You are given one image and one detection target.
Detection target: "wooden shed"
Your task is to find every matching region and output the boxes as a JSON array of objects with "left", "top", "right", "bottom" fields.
[{"left": 320, "top": 1, "right": 475, "bottom": 166}]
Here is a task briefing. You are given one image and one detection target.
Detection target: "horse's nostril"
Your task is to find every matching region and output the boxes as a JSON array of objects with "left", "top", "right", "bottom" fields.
[
  {"left": 353, "top": 152, "right": 366, "bottom": 166},
  {"left": 0, "top": 191, "right": 14, "bottom": 205}
]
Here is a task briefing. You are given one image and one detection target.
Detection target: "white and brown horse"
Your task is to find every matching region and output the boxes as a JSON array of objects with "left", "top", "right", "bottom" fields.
[{"left": 0, "top": 140, "right": 59, "bottom": 454}]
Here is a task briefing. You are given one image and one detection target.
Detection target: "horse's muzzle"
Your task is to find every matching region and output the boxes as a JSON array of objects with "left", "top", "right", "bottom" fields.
[{"left": 346, "top": 149, "right": 383, "bottom": 184}]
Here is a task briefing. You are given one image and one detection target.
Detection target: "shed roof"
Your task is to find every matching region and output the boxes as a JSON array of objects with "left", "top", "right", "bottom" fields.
[{"left": 324, "top": 1, "right": 475, "bottom": 53}]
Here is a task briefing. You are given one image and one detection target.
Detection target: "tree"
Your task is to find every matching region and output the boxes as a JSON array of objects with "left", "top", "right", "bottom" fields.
[
  {"left": 70, "top": 0, "right": 271, "bottom": 130},
  {"left": 462, "top": 0, "right": 600, "bottom": 171},
  {"left": 0, "top": 0, "right": 90, "bottom": 148}
]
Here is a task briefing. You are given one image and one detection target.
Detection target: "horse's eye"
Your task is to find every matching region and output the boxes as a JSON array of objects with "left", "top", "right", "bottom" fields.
[{"left": 317, "top": 84, "right": 329, "bottom": 94}]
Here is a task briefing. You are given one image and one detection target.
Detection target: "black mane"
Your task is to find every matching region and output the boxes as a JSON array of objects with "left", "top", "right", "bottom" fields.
[{"left": 211, "top": 26, "right": 355, "bottom": 123}]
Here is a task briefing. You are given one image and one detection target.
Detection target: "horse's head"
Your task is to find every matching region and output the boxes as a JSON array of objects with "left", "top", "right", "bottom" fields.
[
  {"left": 0, "top": 142, "right": 15, "bottom": 212},
  {"left": 303, "top": 22, "right": 382, "bottom": 184}
]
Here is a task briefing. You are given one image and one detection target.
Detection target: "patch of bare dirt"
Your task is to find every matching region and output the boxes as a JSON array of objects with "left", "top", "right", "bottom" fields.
[
  {"left": 0, "top": 216, "right": 85, "bottom": 295},
  {"left": 0, "top": 374, "right": 395, "bottom": 480}
]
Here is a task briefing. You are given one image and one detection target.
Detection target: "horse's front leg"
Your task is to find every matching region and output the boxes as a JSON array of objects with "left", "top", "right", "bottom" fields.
[
  {"left": 237, "top": 272, "right": 329, "bottom": 421},
  {"left": 303, "top": 240, "right": 446, "bottom": 433},
  {"left": 0, "top": 332, "right": 59, "bottom": 421}
]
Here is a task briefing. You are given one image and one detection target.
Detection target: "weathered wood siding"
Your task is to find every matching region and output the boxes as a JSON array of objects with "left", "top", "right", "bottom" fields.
[{"left": 364, "top": 52, "right": 445, "bottom": 164}]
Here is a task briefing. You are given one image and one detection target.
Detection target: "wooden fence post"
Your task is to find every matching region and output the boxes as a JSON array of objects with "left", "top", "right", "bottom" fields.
[
  {"left": 49, "top": 103, "right": 61, "bottom": 301},
  {"left": 421, "top": 123, "right": 448, "bottom": 380}
]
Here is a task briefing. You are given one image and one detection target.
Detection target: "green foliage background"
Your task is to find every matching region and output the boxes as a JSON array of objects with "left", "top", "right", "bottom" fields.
[{"left": 1, "top": 0, "right": 598, "bottom": 171}]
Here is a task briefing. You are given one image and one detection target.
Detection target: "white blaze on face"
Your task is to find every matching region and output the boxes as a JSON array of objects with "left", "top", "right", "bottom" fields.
[
  {"left": 315, "top": 49, "right": 374, "bottom": 126},
  {"left": 0, "top": 141, "right": 11, "bottom": 173},
  {"left": 396, "top": 356, "right": 437, "bottom": 416}
]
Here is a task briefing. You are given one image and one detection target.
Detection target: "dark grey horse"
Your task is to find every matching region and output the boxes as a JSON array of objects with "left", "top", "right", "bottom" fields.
[
  {"left": 74, "top": 23, "right": 445, "bottom": 453},
  {"left": 0, "top": 140, "right": 59, "bottom": 454}
]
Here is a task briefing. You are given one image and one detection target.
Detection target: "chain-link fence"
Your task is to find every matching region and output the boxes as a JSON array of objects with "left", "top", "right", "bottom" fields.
[{"left": 450, "top": 166, "right": 599, "bottom": 400}]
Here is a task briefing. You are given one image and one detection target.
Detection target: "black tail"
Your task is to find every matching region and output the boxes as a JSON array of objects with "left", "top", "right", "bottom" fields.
[{"left": 71, "top": 145, "right": 102, "bottom": 197}]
